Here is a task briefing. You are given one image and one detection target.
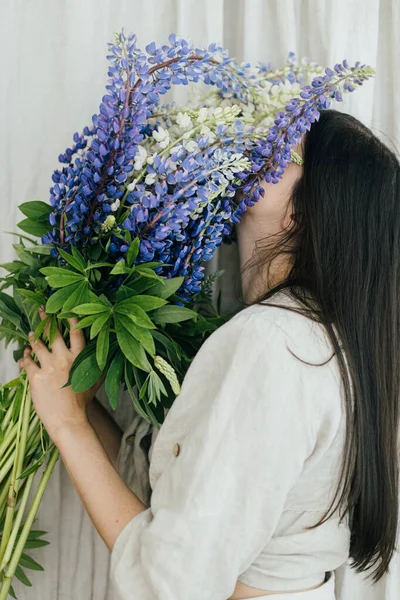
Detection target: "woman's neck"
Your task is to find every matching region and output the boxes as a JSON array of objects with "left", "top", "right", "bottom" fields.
[{"left": 235, "top": 214, "right": 292, "bottom": 303}]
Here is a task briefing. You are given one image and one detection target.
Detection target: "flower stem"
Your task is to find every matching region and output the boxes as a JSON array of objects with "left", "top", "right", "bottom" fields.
[
  {"left": 0, "top": 472, "right": 35, "bottom": 571},
  {"left": 0, "top": 378, "right": 29, "bottom": 564},
  {"left": 0, "top": 447, "right": 59, "bottom": 600}
]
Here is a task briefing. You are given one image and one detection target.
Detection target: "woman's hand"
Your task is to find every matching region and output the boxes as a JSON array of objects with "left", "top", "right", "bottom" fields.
[{"left": 19, "top": 307, "right": 101, "bottom": 442}]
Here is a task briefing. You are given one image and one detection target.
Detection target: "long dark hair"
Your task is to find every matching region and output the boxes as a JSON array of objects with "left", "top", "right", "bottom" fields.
[{"left": 240, "top": 109, "right": 400, "bottom": 581}]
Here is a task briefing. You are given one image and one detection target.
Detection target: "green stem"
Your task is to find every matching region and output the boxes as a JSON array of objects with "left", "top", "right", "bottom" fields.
[
  {"left": 0, "top": 404, "right": 14, "bottom": 433},
  {"left": 0, "top": 447, "right": 59, "bottom": 600},
  {"left": 0, "top": 415, "right": 40, "bottom": 485},
  {"left": 0, "top": 379, "right": 28, "bottom": 564},
  {"left": 0, "top": 473, "right": 35, "bottom": 571}
]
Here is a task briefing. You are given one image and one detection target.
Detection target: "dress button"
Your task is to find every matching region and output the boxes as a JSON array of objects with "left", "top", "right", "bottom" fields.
[
  {"left": 126, "top": 434, "right": 136, "bottom": 445},
  {"left": 173, "top": 442, "right": 181, "bottom": 457}
]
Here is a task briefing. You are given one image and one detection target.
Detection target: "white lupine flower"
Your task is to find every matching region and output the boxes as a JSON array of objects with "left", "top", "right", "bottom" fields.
[
  {"left": 185, "top": 140, "right": 199, "bottom": 154},
  {"left": 133, "top": 145, "right": 148, "bottom": 171},
  {"left": 127, "top": 180, "right": 137, "bottom": 191},
  {"left": 176, "top": 112, "right": 192, "bottom": 130},
  {"left": 146, "top": 153, "right": 157, "bottom": 165},
  {"left": 145, "top": 173, "right": 157, "bottom": 185},
  {"left": 200, "top": 125, "right": 216, "bottom": 142},
  {"left": 110, "top": 199, "right": 120, "bottom": 212},
  {"left": 153, "top": 126, "right": 170, "bottom": 149},
  {"left": 197, "top": 107, "right": 208, "bottom": 124}
]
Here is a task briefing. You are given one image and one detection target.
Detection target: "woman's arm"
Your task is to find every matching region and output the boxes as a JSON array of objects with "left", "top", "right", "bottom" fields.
[
  {"left": 86, "top": 397, "right": 123, "bottom": 467},
  {"left": 53, "top": 418, "right": 146, "bottom": 551},
  {"left": 19, "top": 311, "right": 147, "bottom": 551}
]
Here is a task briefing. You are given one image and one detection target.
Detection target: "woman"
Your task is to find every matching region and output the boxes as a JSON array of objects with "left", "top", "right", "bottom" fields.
[{"left": 19, "top": 108, "right": 400, "bottom": 600}]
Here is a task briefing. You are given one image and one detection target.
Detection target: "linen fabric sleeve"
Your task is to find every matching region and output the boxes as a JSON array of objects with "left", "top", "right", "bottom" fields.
[{"left": 109, "top": 310, "right": 318, "bottom": 600}]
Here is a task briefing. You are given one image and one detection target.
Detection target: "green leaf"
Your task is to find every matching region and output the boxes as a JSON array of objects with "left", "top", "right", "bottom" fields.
[
  {"left": 72, "top": 303, "right": 110, "bottom": 316},
  {"left": 88, "top": 242, "right": 103, "bottom": 261},
  {"left": 126, "top": 237, "right": 140, "bottom": 267},
  {"left": 57, "top": 248, "right": 86, "bottom": 273},
  {"left": 114, "top": 315, "right": 151, "bottom": 371},
  {"left": 151, "top": 330, "right": 183, "bottom": 363},
  {"left": 110, "top": 259, "right": 128, "bottom": 275},
  {"left": 96, "top": 320, "right": 110, "bottom": 371},
  {"left": 71, "top": 314, "right": 99, "bottom": 330},
  {"left": 23, "top": 538, "right": 50, "bottom": 549},
  {"left": 0, "top": 260, "right": 26, "bottom": 273},
  {"left": 40, "top": 267, "right": 85, "bottom": 288},
  {"left": 18, "top": 288, "right": 46, "bottom": 303},
  {"left": 115, "top": 300, "right": 156, "bottom": 329},
  {"left": 45, "top": 283, "right": 81, "bottom": 313},
  {"left": 63, "top": 281, "right": 92, "bottom": 311},
  {"left": 9, "top": 584, "right": 17, "bottom": 599},
  {"left": 0, "top": 299, "right": 22, "bottom": 329},
  {"left": 90, "top": 312, "right": 110, "bottom": 339},
  {"left": 19, "top": 200, "right": 53, "bottom": 220},
  {"left": 12, "top": 243, "right": 41, "bottom": 268},
  {"left": 122, "top": 295, "right": 167, "bottom": 312},
  {"left": 105, "top": 352, "right": 124, "bottom": 409},
  {"left": 134, "top": 265, "right": 163, "bottom": 280},
  {"left": 17, "top": 218, "right": 51, "bottom": 238},
  {"left": 0, "top": 291, "right": 20, "bottom": 313},
  {"left": 70, "top": 349, "right": 102, "bottom": 393},
  {"left": 146, "top": 276, "right": 185, "bottom": 299},
  {"left": 15, "top": 565, "right": 32, "bottom": 587},
  {"left": 48, "top": 316, "right": 58, "bottom": 346},
  {"left": 122, "top": 317, "right": 155, "bottom": 356},
  {"left": 33, "top": 315, "right": 51, "bottom": 341},
  {"left": 85, "top": 262, "right": 114, "bottom": 270},
  {"left": 23, "top": 244, "right": 53, "bottom": 256},
  {"left": 152, "top": 305, "right": 198, "bottom": 324},
  {"left": 19, "top": 553, "right": 45, "bottom": 571},
  {"left": 124, "top": 362, "right": 150, "bottom": 422}
]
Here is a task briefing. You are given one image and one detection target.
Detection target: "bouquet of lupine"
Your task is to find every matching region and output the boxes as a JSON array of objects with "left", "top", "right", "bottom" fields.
[{"left": 0, "top": 30, "right": 374, "bottom": 597}]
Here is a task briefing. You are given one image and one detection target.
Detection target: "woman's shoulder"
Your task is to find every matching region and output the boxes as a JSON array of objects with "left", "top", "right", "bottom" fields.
[{"left": 222, "top": 290, "right": 337, "bottom": 366}]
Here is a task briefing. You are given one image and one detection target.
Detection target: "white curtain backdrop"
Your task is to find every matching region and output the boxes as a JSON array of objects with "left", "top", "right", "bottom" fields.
[{"left": 0, "top": 1, "right": 399, "bottom": 598}]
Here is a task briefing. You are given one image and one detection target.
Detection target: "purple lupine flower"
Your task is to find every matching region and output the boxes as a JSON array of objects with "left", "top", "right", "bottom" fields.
[{"left": 44, "top": 31, "right": 375, "bottom": 299}]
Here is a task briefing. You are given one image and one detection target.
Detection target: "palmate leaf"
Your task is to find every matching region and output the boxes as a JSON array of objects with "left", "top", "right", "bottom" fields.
[
  {"left": 121, "top": 295, "right": 167, "bottom": 311},
  {"left": 126, "top": 237, "right": 140, "bottom": 267},
  {"left": 71, "top": 315, "right": 98, "bottom": 330},
  {"left": 152, "top": 304, "right": 198, "bottom": 324},
  {"left": 110, "top": 259, "right": 129, "bottom": 275},
  {"left": 145, "top": 276, "right": 185, "bottom": 299},
  {"left": 124, "top": 361, "right": 151, "bottom": 422},
  {"left": 105, "top": 352, "right": 125, "bottom": 409},
  {"left": 57, "top": 247, "right": 86, "bottom": 274},
  {"left": 115, "top": 300, "right": 155, "bottom": 329},
  {"left": 45, "top": 283, "right": 81, "bottom": 313},
  {"left": 17, "top": 218, "right": 52, "bottom": 238},
  {"left": 114, "top": 314, "right": 152, "bottom": 372},
  {"left": 96, "top": 321, "right": 110, "bottom": 370},
  {"left": 72, "top": 302, "right": 110, "bottom": 316},
  {"left": 63, "top": 281, "right": 93, "bottom": 312},
  {"left": 70, "top": 349, "right": 102, "bottom": 393},
  {"left": 121, "top": 317, "right": 155, "bottom": 356},
  {"left": 90, "top": 313, "right": 111, "bottom": 339},
  {"left": 40, "top": 267, "right": 86, "bottom": 288},
  {"left": 18, "top": 200, "right": 53, "bottom": 221}
]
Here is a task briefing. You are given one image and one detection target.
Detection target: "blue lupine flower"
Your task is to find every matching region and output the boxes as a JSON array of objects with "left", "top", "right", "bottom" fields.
[{"left": 44, "top": 32, "right": 375, "bottom": 299}]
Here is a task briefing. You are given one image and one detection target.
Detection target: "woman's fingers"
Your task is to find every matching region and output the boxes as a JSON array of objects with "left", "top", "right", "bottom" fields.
[
  {"left": 67, "top": 318, "right": 86, "bottom": 355},
  {"left": 19, "top": 347, "right": 39, "bottom": 378},
  {"left": 27, "top": 331, "right": 51, "bottom": 366}
]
